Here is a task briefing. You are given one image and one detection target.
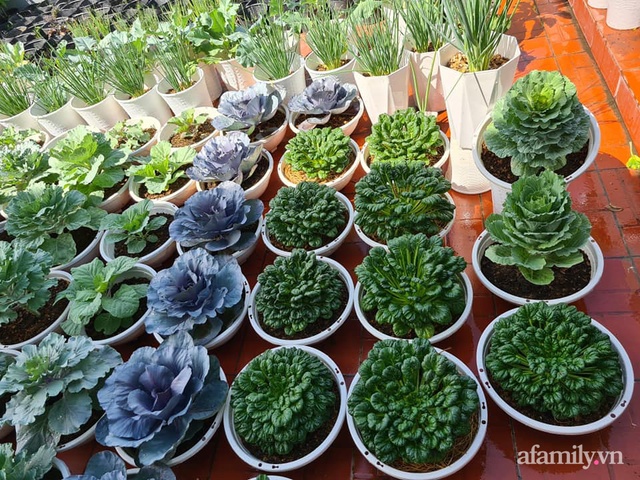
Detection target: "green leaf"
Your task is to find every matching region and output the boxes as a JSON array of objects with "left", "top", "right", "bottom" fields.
[
  {"left": 102, "top": 283, "right": 144, "bottom": 318},
  {"left": 48, "top": 391, "right": 93, "bottom": 435},
  {"left": 40, "top": 232, "right": 76, "bottom": 266}
]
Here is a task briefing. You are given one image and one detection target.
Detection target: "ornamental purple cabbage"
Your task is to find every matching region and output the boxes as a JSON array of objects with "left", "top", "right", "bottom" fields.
[
  {"left": 211, "top": 83, "right": 282, "bottom": 134},
  {"left": 169, "top": 182, "right": 263, "bottom": 253},
  {"left": 67, "top": 451, "right": 176, "bottom": 480},
  {"left": 95, "top": 332, "right": 228, "bottom": 466},
  {"left": 288, "top": 78, "right": 357, "bottom": 130},
  {"left": 145, "top": 249, "right": 244, "bottom": 344}
]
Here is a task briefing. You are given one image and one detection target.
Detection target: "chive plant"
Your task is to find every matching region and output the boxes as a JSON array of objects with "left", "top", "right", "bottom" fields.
[
  {"left": 0, "top": 74, "right": 31, "bottom": 116},
  {"left": 249, "top": 16, "right": 299, "bottom": 80},
  {"left": 102, "top": 39, "right": 150, "bottom": 98},
  {"left": 305, "top": 0, "right": 349, "bottom": 71},
  {"left": 53, "top": 48, "right": 108, "bottom": 106},
  {"left": 22, "top": 62, "right": 69, "bottom": 113},
  {"left": 154, "top": 34, "right": 198, "bottom": 93}
]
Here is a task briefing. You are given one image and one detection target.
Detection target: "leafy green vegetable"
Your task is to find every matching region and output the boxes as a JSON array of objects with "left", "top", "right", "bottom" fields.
[
  {"left": 5, "top": 184, "right": 106, "bottom": 266},
  {"left": 0, "top": 141, "right": 51, "bottom": 205},
  {"left": 348, "top": 339, "right": 479, "bottom": 465},
  {"left": 167, "top": 108, "right": 210, "bottom": 140},
  {"left": 231, "top": 347, "right": 336, "bottom": 456},
  {"left": 354, "top": 161, "right": 454, "bottom": 243},
  {"left": 355, "top": 234, "right": 467, "bottom": 338},
  {"left": 0, "top": 126, "right": 43, "bottom": 149},
  {"left": 484, "top": 170, "right": 591, "bottom": 286},
  {"left": 100, "top": 200, "right": 167, "bottom": 255},
  {"left": 486, "top": 302, "right": 624, "bottom": 421},
  {"left": 106, "top": 119, "right": 153, "bottom": 152},
  {"left": 484, "top": 70, "right": 591, "bottom": 177},
  {"left": 127, "top": 141, "right": 196, "bottom": 195},
  {"left": 265, "top": 182, "right": 347, "bottom": 249},
  {"left": 283, "top": 127, "right": 353, "bottom": 181},
  {"left": 367, "top": 108, "right": 443, "bottom": 165},
  {"left": 0, "top": 444, "right": 56, "bottom": 480},
  {"left": 256, "top": 250, "right": 344, "bottom": 336},
  {"left": 56, "top": 257, "right": 148, "bottom": 336}
]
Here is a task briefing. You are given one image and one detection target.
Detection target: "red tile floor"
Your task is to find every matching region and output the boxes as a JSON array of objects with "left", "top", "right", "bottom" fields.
[{"left": 54, "top": 0, "right": 640, "bottom": 478}]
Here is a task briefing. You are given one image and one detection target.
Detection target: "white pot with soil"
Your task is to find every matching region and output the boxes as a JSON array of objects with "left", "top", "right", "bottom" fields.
[
  {"left": 54, "top": 230, "right": 105, "bottom": 273},
  {"left": 353, "top": 62, "right": 410, "bottom": 125},
  {"left": 53, "top": 458, "right": 71, "bottom": 478},
  {"left": 99, "top": 177, "right": 133, "bottom": 214},
  {"left": 0, "top": 105, "right": 41, "bottom": 131},
  {"left": 70, "top": 95, "right": 130, "bottom": 131},
  {"left": 110, "top": 117, "right": 161, "bottom": 158},
  {"left": 253, "top": 54, "right": 307, "bottom": 104},
  {"left": 158, "top": 107, "right": 219, "bottom": 153},
  {"left": 156, "top": 68, "right": 213, "bottom": 116},
  {"left": 129, "top": 177, "right": 198, "bottom": 208},
  {"left": 114, "top": 74, "right": 173, "bottom": 124},
  {"left": 304, "top": 51, "right": 357, "bottom": 85},
  {"left": 29, "top": 100, "right": 87, "bottom": 137},
  {"left": 288, "top": 96, "right": 365, "bottom": 138},
  {"left": 249, "top": 105, "right": 289, "bottom": 153},
  {"left": 215, "top": 58, "right": 256, "bottom": 92}
]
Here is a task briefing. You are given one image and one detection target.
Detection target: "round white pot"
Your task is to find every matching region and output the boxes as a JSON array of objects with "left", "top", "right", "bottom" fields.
[
  {"left": 304, "top": 51, "right": 357, "bottom": 85},
  {"left": 90, "top": 263, "right": 155, "bottom": 347},
  {"left": 253, "top": 54, "right": 307, "bottom": 104},
  {"left": 199, "top": 62, "right": 223, "bottom": 102},
  {"left": 223, "top": 345, "right": 347, "bottom": 472},
  {"left": 196, "top": 150, "right": 274, "bottom": 200},
  {"left": 117, "top": 368, "right": 227, "bottom": 467},
  {"left": 57, "top": 420, "right": 97, "bottom": 452},
  {"left": 0, "top": 270, "right": 72, "bottom": 350},
  {"left": 29, "top": 100, "right": 86, "bottom": 137},
  {"left": 156, "top": 68, "right": 213, "bottom": 116},
  {"left": 177, "top": 216, "right": 263, "bottom": 266},
  {"left": 476, "top": 308, "right": 634, "bottom": 435},
  {"left": 55, "top": 230, "right": 104, "bottom": 272},
  {"left": 53, "top": 457, "right": 71, "bottom": 478},
  {"left": 70, "top": 95, "right": 129, "bottom": 131},
  {"left": 100, "top": 202, "right": 177, "bottom": 269},
  {"left": 277, "top": 138, "right": 360, "bottom": 191},
  {"left": 471, "top": 230, "right": 605, "bottom": 305},
  {"left": 472, "top": 106, "right": 601, "bottom": 213},
  {"left": 0, "top": 348, "right": 18, "bottom": 440},
  {"left": 358, "top": 130, "right": 451, "bottom": 175},
  {"left": 262, "top": 191, "right": 354, "bottom": 257},
  {"left": 251, "top": 105, "right": 289, "bottom": 153},
  {"left": 110, "top": 116, "right": 161, "bottom": 158},
  {"left": 152, "top": 278, "right": 250, "bottom": 350},
  {"left": 588, "top": 0, "right": 608, "bottom": 7},
  {"left": 0, "top": 105, "right": 41, "bottom": 131},
  {"left": 129, "top": 177, "right": 198, "bottom": 207},
  {"left": 288, "top": 97, "right": 365, "bottom": 137},
  {"left": 215, "top": 58, "right": 256, "bottom": 92},
  {"left": 353, "top": 192, "right": 456, "bottom": 249},
  {"left": 346, "top": 349, "right": 488, "bottom": 480},
  {"left": 607, "top": 0, "right": 640, "bottom": 30},
  {"left": 248, "top": 477, "right": 291, "bottom": 480},
  {"left": 354, "top": 271, "right": 472, "bottom": 344},
  {"left": 158, "top": 107, "right": 219, "bottom": 153},
  {"left": 248, "top": 256, "right": 354, "bottom": 346},
  {"left": 114, "top": 76, "right": 173, "bottom": 124},
  {"left": 99, "top": 177, "right": 133, "bottom": 214}
]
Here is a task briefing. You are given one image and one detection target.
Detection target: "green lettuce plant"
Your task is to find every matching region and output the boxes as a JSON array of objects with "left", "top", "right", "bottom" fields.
[
  {"left": 100, "top": 200, "right": 167, "bottom": 255},
  {"left": 367, "top": 108, "right": 443, "bottom": 165},
  {"left": 0, "top": 141, "right": 51, "bottom": 205},
  {"left": 127, "top": 142, "right": 196, "bottom": 195},
  {"left": 107, "top": 119, "right": 154, "bottom": 152},
  {"left": 486, "top": 302, "right": 624, "bottom": 421},
  {"left": 255, "top": 250, "right": 344, "bottom": 336},
  {"left": 484, "top": 70, "right": 591, "bottom": 176},
  {"left": 283, "top": 127, "right": 353, "bottom": 181},
  {"left": 348, "top": 339, "right": 479, "bottom": 465},
  {"left": 484, "top": 170, "right": 591, "bottom": 285},
  {"left": 231, "top": 347, "right": 336, "bottom": 457},
  {"left": 265, "top": 182, "right": 347, "bottom": 249},
  {"left": 355, "top": 234, "right": 467, "bottom": 338},
  {"left": 167, "top": 108, "right": 210, "bottom": 142},
  {"left": 355, "top": 161, "right": 454, "bottom": 243},
  {"left": 0, "top": 444, "right": 56, "bottom": 480}
]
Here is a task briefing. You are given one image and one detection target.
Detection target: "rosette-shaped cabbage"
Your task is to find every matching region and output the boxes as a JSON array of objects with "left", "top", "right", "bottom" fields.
[
  {"left": 186, "top": 131, "right": 262, "bottom": 184},
  {"left": 67, "top": 451, "right": 176, "bottom": 480},
  {"left": 95, "top": 332, "right": 229, "bottom": 466},
  {"left": 211, "top": 83, "right": 282, "bottom": 135},
  {"left": 146, "top": 249, "right": 245, "bottom": 344},
  {"left": 169, "top": 182, "right": 263, "bottom": 253},
  {"left": 484, "top": 70, "right": 591, "bottom": 176},
  {"left": 288, "top": 78, "right": 357, "bottom": 130},
  {"left": 485, "top": 170, "right": 591, "bottom": 285}
]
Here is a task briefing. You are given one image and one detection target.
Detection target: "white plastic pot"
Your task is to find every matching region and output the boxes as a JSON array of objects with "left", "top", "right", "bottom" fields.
[
  {"left": 157, "top": 68, "right": 213, "bottom": 116},
  {"left": 158, "top": 107, "right": 219, "bottom": 152},
  {"left": 100, "top": 202, "right": 177, "bottom": 269},
  {"left": 114, "top": 75, "right": 173, "bottom": 124},
  {"left": 588, "top": 0, "right": 608, "bottom": 7},
  {"left": 29, "top": 100, "right": 86, "bottom": 137},
  {"left": 253, "top": 55, "right": 307, "bottom": 104},
  {"left": 304, "top": 51, "right": 357, "bottom": 85},
  {"left": 53, "top": 458, "right": 71, "bottom": 478},
  {"left": 476, "top": 308, "right": 634, "bottom": 435},
  {"left": 0, "top": 105, "right": 41, "bottom": 131},
  {"left": 223, "top": 345, "right": 347, "bottom": 472},
  {"left": 407, "top": 49, "right": 446, "bottom": 113},
  {"left": 354, "top": 271, "right": 472, "bottom": 344},
  {"left": 71, "top": 95, "right": 129, "bottom": 131},
  {"left": 55, "top": 230, "right": 104, "bottom": 272},
  {"left": 109, "top": 116, "right": 161, "bottom": 158},
  {"left": 471, "top": 230, "right": 605, "bottom": 305},
  {"left": 472, "top": 106, "right": 601, "bottom": 213},
  {"left": 262, "top": 191, "right": 354, "bottom": 257},
  {"left": 99, "top": 178, "right": 133, "bottom": 214},
  {"left": 199, "top": 62, "right": 223, "bottom": 102},
  {"left": 251, "top": 106, "right": 289, "bottom": 153},
  {"left": 248, "top": 256, "right": 354, "bottom": 346},
  {"left": 607, "top": 0, "right": 640, "bottom": 29},
  {"left": 347, "top": 349, "right": 488, "bottom": 479},
  {"left": 215, "top": 58, "right": 256, "bottom": 92},
  {"left": 288, "top": 97, "right": 364, "bottom": 137},
  {"left": 129, "top": 177, "right": 198, "bottom": 207}
]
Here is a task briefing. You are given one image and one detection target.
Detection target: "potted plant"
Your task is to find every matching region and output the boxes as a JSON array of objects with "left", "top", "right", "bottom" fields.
[
  {"left": 0, "top": 66, "right": 39, "bottom": 131},
  {"left": 145, "top": 248, "right": 250, "bottom": 349},
  {"left": 4, "top": 184, "right": 106, "bottom": 270},
  {"left": 262, "top": 182, "right": 353, "bottom": 257},
  {"left": 476, "top": 302, "right": 634, "bottom": 434},
  {"left": 96, "top": 332, "right": 229, "bottom": 467},
  {"left": 158, "top": 107, "right": 218, "bottom": 151},
  {"left": 223, "top": 345, "right": 347, "bottom": 472},
  {"left": 347, "top": 338, "right": 488, "bottom": 479},
  {"left": 287, "top": 78, "right": 363, "bottom": 136},
  {"left": 354, "top": 234, "right": 473, "bottom": 344},
  {"left": 277, "top": 126, "right": 360, "bottom": 191},
  {"left": 169, "top": 182, "right": 264, "bottom": 264},
  {"left": 211, "top": 83, "right": 287, "bottom": 152},
  {"left": 106, "top": 117, "right": 161, "bottom": 157},
  {"left": 0, "top": 333, "right": 121, "bottom": 453},
  {"left": 187, "top": 131, "right": 274, "bottom": 200},
  {"left": 0, "top": 444, "right": 70, "bottom": 480},
  {"left": 47, "top": 126, "right": 131, "bottom": 212},
  {"left": 248, "top": 249, "right": 354, "bottom": 345},
  {"left": 0, "top": 125, "right": 48, "bottom": 150},
  {"left": 437, "top": 0, "right": 520, "bottom": 194},
  {"left": 127, "top": 141, "right": 198, "bottom": 206},
  {"left": 0, "top": 139, "right": 52, "bottom": 207},
  {"left": 359, "top": 107, "right": 450, "bottom": 174},
  {"left": 473, "top": 70, "right": 600, "bottom": 212},
  {"left": 0, "top": 242, "right": 72, "bottom": 349},
  {"left": 354, "top": 161, "right": 455, "bottom": 248},
  {"left": 56, "top": 257, "right": 153, "bottom": 346},
  {"left": 67, "top": 450, "right": 176, "bottom": 480},
  {"left": 99, "top": 200, "right": 177, "bottom": 268},
  {"left": 471, "top": 170, "right": 604, "bottom": 305}
]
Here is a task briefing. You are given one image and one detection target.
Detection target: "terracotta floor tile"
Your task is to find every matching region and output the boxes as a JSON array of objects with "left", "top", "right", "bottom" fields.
[
  {"left": 595, "top": 313, "right": 640, "bottom": 374},
  {"left": 583, "top": 258, "right": 640, "bottom": 314},
  {"left": 620, "top": 224, "right": 640, "bottom": 256},
  {"left": 587, "top": 210, "right": 628, "bottom": 257},
  {"left": 516, "top": 54, "right": 559, "bottom": 77},
  {"left": 519, "top": 36, "right": 555, "bottom": 60},
  {"left": 596, "top": 144, "right": 630, "bottom": 170},
  {"left": 567, "top": 170, "right": 610, "bottom": 212},
  {"left": 544, "top": 21, "right": 583, "bottom": 42},
  {"left": 551, "top": 38, "right": 586, "bottom": 57},
  {"left": 598, "top": 120, "right": 631, "bottom": 149},
  {"left": 598, "top": 169, "right": 640, "bottom": 227}
]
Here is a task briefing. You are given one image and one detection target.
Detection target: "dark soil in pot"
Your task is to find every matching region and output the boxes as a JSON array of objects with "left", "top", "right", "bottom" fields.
[
  {"left": 241, "top": 153, "right": 270, "bottom": 191},
  {"left": 72, "top": 226, "right": 99, "bottom": 254},
  {"left": 294, "top": 98, "right": 360, "bottom": 130},
  {"left": 139, "top": 174, "right": 190, "bottom": 200},
  {"left": 249, "top": 109, "right": 286, "bottom": 142},
  {"left": 103, "top": 178, "right": 128, "bottom": 200},
  {"left": 169, "top": 122, "right": 215, "bottom": 148},
  {"left": 42, "top": 468, "right": 63, "bottom": 480},
  {"left": 113, "top": 213, "right": 173, "bottom": 258},
  {"left": 480, "top": 253, "right": 591, "bottom": 300}
]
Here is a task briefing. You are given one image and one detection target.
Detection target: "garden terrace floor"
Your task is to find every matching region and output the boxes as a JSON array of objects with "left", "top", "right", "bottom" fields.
[{"left": 52, "top": 0, "right": 640, "bottom": 478}]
